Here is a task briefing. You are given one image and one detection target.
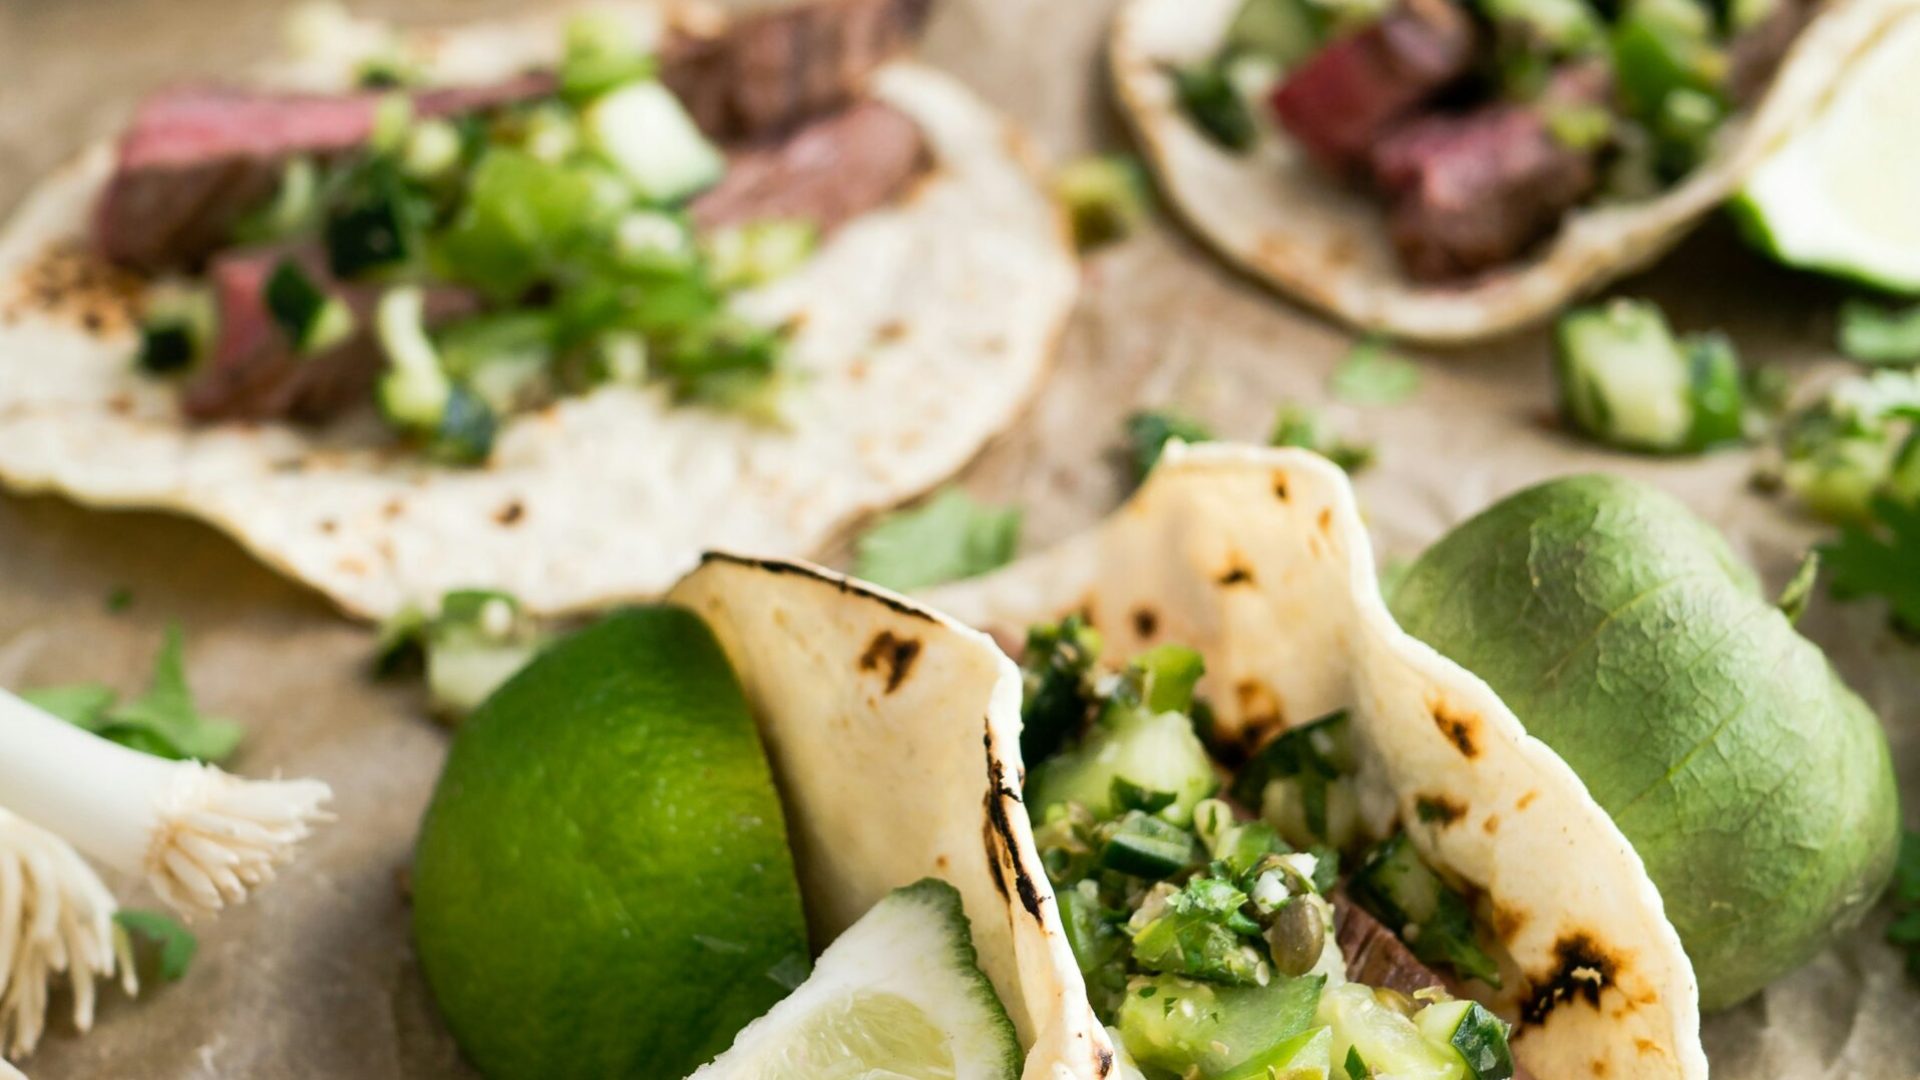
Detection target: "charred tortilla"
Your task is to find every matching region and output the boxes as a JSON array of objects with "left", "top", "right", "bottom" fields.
[{"left": 0, "top": 3, "right": 1076, "bottom": 619}]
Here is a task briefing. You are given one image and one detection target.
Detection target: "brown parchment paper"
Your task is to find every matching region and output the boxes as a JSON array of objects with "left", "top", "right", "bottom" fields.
[{"left": 0, "top": 0, "right": 1916, "bottom": 1077}]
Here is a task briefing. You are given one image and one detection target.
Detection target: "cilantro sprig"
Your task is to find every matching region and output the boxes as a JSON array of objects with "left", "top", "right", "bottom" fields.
[
  {"left": 22, "top": 627, "right": 244, "bottom": 763},
  {"left": 1821, "top": 496, "right": 1920, "bottom": 637}
]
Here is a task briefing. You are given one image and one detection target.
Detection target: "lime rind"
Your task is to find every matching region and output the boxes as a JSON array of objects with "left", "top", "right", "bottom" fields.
[
  {"left": 1735, "top": 14, "right": 1920, "bottom": 293},
  {"left": 692, "top": 879, "right": 1022, "bottom": 1080}
]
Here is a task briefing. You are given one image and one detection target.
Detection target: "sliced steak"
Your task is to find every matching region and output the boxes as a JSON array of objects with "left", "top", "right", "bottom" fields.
[
  {"left": 1269, "top": 0, "right": 1477, "bottom": 175},
  {"left": 1334, "top": 891, "right": 1447, "bottom": 995},
  {"left": 661, "top": 0, "right": 933, "bottom": 140},
  {"left": 690, "top": 99, "right": 930, "bottom": 233},
  {"left": 96, "top": 73, "right": 558, "bottom": 272},
  {"left": 1370, "top": 101, "right": 1598, "bottom": 280},
  {"left": 181, "top": 246, "right": 479, "bottom": 422}
]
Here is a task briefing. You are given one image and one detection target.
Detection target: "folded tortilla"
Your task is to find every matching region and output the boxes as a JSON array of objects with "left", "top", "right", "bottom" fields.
[
  {"left": 667, "top": 443, "right": 1706, "bottom": 1079},
  {"left": 0, "top": 3, "right": 1076, "bottom": 620},
  {"left": 1111, "top": 0, "right": 1912, "bottom": 342}
]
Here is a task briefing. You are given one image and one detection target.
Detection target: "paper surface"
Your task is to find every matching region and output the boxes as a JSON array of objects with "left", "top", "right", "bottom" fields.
[{"left": 0, "top": 0, "right": 1915, "bottom": 1077}]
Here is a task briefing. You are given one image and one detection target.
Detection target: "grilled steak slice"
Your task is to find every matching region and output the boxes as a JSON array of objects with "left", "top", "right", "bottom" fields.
[
  {"left": 1269, "top": 0, "right": 1477, "bottom": 175},
  {"left": 181, "top": 246, "right": 480, "bottom": 422},
  {"left": 691, "top": 99, "right": 929, "bottom": 232},
  {"left": 95, "top": 74, "right": 558, "bottom": 272},
  {"left": 661, "top": 0, "right": 933, "bottom": 140},
  {"left": 1334, "top": 891, "right": 1447, "bottom": 995},
  {"left": 1371, "top": 102, "right": 1598, "bottom": 281}
]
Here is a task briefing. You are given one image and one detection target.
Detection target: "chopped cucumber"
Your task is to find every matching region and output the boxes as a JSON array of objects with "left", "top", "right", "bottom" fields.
[
  {"left": 1175, "top": 62, "right": 1257, "bottom": 153},
  {"left": 584, "top": 80, "right": 725, "bottom": 204},
  {"left": 1054, "top": 156, "right": 1153, "bottom": 253},
  {"left": 561, "top": 11, "right": 659, "bottom": 102},
  {"left": 1101, "top": 811, "right": 1203, "bottom": 877},
  {"left": 616, "top": 211, "right": 697, "bottom": 268},
  {"left": 1117, "top": 974, "right": 1325, "bottom": 1079},
  {"left": 1348, "top": 834, "right": 1502, "bottom": 987},
  {"left": 706, "top": 219, "right": 820, "bottom": 288},
  {"left": 137, "top": 285, "right": 214, "bottom": 375},
  {"left": 1413, "top": 1000, "right": 1515, "bottom": 1080},
  {"left": 1733, "top": 17, "right": 1920, "bottom": 291},
  {"left": 436, "top": 312, "right": 556, "bottom": 415},
  {"left": 1225, "top": 0, "right": 1324, "bottom": 67},
  {"left": 1317, "top": 984, "right": 1464, "bottom": 1080},
  {"left": 1219, "top": 1025, "right": 1333, "bottom": 1080},
  {"left": 425, "top": 590, "right": 545, "bottom": 716},
  {"left": 1026, "top": 705, "right": 1218, "bottom": 825},
  {"left": 1555, "top": 299, "right": 1745, "bottom": 454},
  {"left": 264, "top": 259, "right": 355, "bottom": 355},
  {"left": 692, "top": 879, "right": 1020, "bottom": 1080}
]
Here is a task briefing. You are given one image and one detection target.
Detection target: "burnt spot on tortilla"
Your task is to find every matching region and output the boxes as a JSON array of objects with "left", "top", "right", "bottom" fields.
[
  {"left": 3, "top": 241, "right": 143, "bottom": 333},
  {"left": 1430, "top": 699, "right": 1480, "bottom": 758},
  {"left": 699, "top": 554, "right": 940, "bottom": 624},
  {"left": 1096, "top": 1046, "right": 1115, "bottom": 1077},
  {"left": 859, "top": 631, "right": 921, "bottom": 694},
  {"left": 1516, "top": 789, "right": 1540, "bottom": 811},
  {"left": 1482, "top": 814, "right": 1501, "bottom": 835},
  {"left": 1492, "top": 903, "right": 1529, "bottom": 940},
  {"left": 1317, "top": 507, "right": 1333, "bottom": 534},
  {"left": 1272, "top": 471, "right": 1290, "bottom": 501},
  {"left": 106, "top": 394, "right": 134, "bottom": 416},
  {"left": 1131, "top": 606, "right": 1159, "bottom": 639},
  {"left": 935, "top": 854, "right": 949, "bottom": 871},
  {"left": 1234, "top": 679, "right": 1284, "bottom": 734},
  {"left": 1521, "top": 931, "right": 1621, "bottom": 1025},
  {"left": 318, "top": 518, "right": 338, "bottom": 535},
  {"left": 1216, "top": 559, "right": 1254, "bottom": 587},
  {"left": 494, "top": 500, "right": 525, "bottom": 526},
  {"left": 382, "top": 499, "right": 406, "bottom": 520},
  {"left": 983, "top": 730, "right": 1046, "bottom": 920},
  {"left": 1414, "top": 795, "right": 1465, "bottom": 826},
  {"left": 1633, "top": 1038, "right": 1659, "bottom": 1057},
  {"left": 1591, "top": 1061, "right": 1608, "bottom": 1077},
  {"left": 873, "top": 319, "right": 908, "bottom": 344}
]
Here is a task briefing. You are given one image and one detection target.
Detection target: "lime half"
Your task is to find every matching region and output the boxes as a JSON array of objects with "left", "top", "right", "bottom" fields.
[
  {"left": 693, "top": 879, "right": 1021, "bottom": 1080},
  {"left": 1733, "top": 12, "right": 1920, "bottom": 290}
]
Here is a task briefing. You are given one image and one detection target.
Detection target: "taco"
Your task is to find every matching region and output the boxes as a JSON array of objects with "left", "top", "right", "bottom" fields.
[
  {"left": 1111, "top": 0, "right": 1914, "bottom": 341},
  {"left": 656, "top": 442, "right": 1705, "bottom": 1078},
  {"left": 0, "top": 0, "right": 1076, "bottom": 619}
]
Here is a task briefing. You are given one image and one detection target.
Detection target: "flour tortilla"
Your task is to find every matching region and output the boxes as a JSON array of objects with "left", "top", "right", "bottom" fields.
[
  {"left": 924, "top": 444, "right": 1708, "bottom": 1080},
  {"left": 665, "top": 554, "right": 1114, "bottom": 1080},
  {"left": 0, "top": 4, "right": 1077, "bottom": 620},
  {"left": 1112, "top": 0, "right": 1914, "bottom": 342}
]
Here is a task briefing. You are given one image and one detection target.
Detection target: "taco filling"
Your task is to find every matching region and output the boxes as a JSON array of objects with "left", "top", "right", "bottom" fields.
[
  {"left": 1018, "top": 619, "right": 1521, "bottom": 1080},
  {"left": 102, "top": 0, "right": 932, "bottom": 461},
  {"left": 1173, "top": 0, "right": 1813, "bottom": 280}
]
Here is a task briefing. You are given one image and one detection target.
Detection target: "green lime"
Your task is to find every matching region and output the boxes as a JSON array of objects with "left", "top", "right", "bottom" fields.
[
  {"left": 412, "top": 606, "right": 810, "bottom": 1079},
  {"left": 693, "top": 879, "right": 1020, "bottom": 1080},
  {"left": 1732, "top": 14, "right": 1920, "bottom": 291}
]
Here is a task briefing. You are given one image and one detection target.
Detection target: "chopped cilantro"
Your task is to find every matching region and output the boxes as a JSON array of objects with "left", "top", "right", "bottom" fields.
[
  {"left": 114, "top": 909, "right": 198, "bottom": 982},
  {"left": 22, "top": 627, "right": 244, "bottom": 763},
  {"left": 1269, "top": 404, "right": 1375, "bottom": 473},
  {"left": 1125, "top": 409, "right": 1214, "bottom": 485},
  {"left": 1821, "top": 496, "right": 1920, "bottom": 637},
  {"left": 1330, "top": 338, "right": 1420, "bottom": 405},
  {"left": 852, "top": 488, "right": 1022, "bottom": 592},
  {"left": 1839, "top": 299, "right": 1920, "bottom": 367}
]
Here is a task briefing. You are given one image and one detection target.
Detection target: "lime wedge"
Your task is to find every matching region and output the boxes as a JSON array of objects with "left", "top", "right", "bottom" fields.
[
  {"left": 1733, "top": 13, "right": 1920, "bottom": 290},
  {"left": 693, "top": 879, "right": 1021, "bottom": 1080}
]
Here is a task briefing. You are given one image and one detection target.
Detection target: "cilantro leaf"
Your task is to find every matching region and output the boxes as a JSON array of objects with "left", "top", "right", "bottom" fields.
[
  {"left": 28, "top": 628, "right": 245, "bottom": 763},
  {"left": 21, "top": 684, "right": 117, "bottom": 728},
  {"left": 1268, "top": 404, "right": 1374, "bottom": 473},
  {"left": 1821, "top": 497, "right": 1920, "bottom": 636},
  {"left": 852, "top": 488, "right": 1022, "bottom": 592},
  {"left": 1839, "top": 299, "right": 1920, "bottom": 367},
  {"left": 1125, "top": 409, "right": 1214, "bottom": 485},
  {"left": 1330, "top": 338, "right": 1420, "bottom": 405},
  {"left": 114, "top": 909, "right": 198, "bottom": 982}
]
